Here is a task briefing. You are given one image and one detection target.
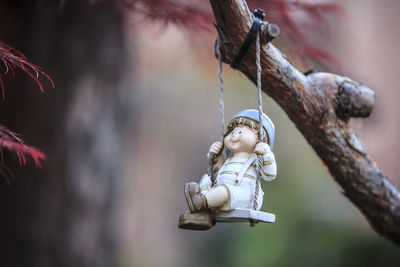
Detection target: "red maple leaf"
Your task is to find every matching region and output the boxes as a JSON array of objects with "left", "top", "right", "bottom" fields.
[
  {"left": 0, "top": 42, "right": 55, "bottom": 100},
  {"left": 0, "top": 42, "right": 52, "bottom": 180},
  {"left": 0, "top": 125, "right": 46, "bottom": 184}
]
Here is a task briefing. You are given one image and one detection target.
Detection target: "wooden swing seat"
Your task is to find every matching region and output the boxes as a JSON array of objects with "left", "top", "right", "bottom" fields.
[
  {"left": 178, "top": 208, "right": 275, "bottom": 231},
  {"left": 214, "top": 208, "right": 275, "bottom": 223}
]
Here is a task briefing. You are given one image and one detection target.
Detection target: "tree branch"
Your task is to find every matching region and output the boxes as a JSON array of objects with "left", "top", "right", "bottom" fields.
[{"left": 210, "top": 0, "right": 400, "bottom": 245}]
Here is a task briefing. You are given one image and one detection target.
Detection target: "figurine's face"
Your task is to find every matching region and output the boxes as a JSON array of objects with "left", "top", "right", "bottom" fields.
[{"left": 224, "top": 125, "right": 258, "bottom": 154}]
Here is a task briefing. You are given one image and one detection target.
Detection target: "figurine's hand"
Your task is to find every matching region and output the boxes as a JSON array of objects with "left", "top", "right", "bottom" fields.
[
  {"left": 208, "top": 141, "right": 223, "bottom": 158},
  {"left": 254, "top": 142, "right": 271, "bottom": 155}
]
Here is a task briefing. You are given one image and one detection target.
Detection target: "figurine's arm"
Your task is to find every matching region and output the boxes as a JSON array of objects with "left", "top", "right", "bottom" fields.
[
  {"left": 198, "top": 142, "right": 224, "bottom": 192},
  {"left": 254, "top": 142, "right": 277, "bottom": 181},
  {"left": 207, "top": 141, "right": 224, "bottom": 173}
]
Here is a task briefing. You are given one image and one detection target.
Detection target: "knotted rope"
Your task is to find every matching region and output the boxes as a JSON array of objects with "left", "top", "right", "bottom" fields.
[
  {"left": 208, "top": 38, "right": 225, "bottom": 185},
  {"left": 217, "top": 38, "right": 225, "bottom": 139},
  {"left": 253, "top": 31, "right": 264, "bottom": 212}
]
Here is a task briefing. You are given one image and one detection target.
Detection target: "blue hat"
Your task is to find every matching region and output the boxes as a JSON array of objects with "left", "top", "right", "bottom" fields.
[{"left": 231, "top": 109, "right": 275, "bottom": 150}]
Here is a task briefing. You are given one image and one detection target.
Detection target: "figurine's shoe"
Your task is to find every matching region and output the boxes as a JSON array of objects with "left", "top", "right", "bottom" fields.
[
  {"left": 184, "top": 182, "right": 201, "bottom": 212},
  {"left": 192, "top": 193, "right": 208, "bottom": 212}
]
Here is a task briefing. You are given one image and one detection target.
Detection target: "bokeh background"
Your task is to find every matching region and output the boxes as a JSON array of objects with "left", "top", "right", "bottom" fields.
[{"left": 0, "top": 0, "right": 399, "bottom": 266}]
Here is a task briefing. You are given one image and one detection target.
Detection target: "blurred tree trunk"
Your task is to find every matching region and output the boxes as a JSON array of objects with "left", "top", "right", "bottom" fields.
[{"left": 0, "top": 0, "right": 133, "bottom": 266}]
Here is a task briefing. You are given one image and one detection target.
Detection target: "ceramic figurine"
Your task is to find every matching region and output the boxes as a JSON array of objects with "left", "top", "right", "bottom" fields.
[{"left": 179, "top": 109, "right": 277, "bottom": 230}]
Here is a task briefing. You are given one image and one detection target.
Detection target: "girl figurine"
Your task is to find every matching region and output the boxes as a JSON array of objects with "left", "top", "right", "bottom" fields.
[{"left": 184, "top": 109, "right": 277, "bottom": 217}]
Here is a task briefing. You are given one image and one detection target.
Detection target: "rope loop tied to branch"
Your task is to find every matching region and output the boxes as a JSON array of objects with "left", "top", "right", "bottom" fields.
[{"left": 231, "top": 8, "right": 265, "bottom": 69}]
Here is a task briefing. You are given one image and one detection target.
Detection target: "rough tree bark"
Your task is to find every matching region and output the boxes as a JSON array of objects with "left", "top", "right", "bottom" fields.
[{"left": 210, "top": 0, "right": 400, "bottom": 245}]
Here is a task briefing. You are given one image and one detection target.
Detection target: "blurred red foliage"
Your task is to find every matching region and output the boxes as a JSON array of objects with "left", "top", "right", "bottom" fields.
[
  {"left": 0, "top": 43, "right": 52, "bottom": 178},
  {"left": 0, "top": 125, "right": 46, "bottom": 183},
  {"left": 123, "top": 0, "right": 213, "bottom": 30},
  {"left": 115, "top": 0, "right": 344, "bottom": 66},
  {"left": 0, "top": 42, "right": 55, "bottom": 100}
]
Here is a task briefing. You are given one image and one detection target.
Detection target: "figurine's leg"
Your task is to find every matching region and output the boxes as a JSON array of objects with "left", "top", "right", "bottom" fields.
[
  {"left": 204, "top": 185, "right": 230, "bottom": 209},
  {"left": 185, "top": 182, "right": 208, "bottom": 213},
  {"left": 184, "top": 182, "right": 200, "bottom": 212}
]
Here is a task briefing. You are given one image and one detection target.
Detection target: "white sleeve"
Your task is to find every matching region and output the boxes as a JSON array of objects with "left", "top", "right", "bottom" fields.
[{"left": 260, "top": 151, "right": 277, "bottom": 181}]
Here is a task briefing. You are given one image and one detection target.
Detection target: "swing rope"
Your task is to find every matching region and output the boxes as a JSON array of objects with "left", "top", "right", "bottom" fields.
[
  {"left": 253, "top": 31, "right": 264, "bottom": 212},
  {"left": 211, "top": 32, "right": 264, "bottom": 214},
  {"left": 217, "top": 38, "right": 225, "bottom": 139},
  {"left": 208, "top": 37, "right": 225, "bottom": 185}
]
